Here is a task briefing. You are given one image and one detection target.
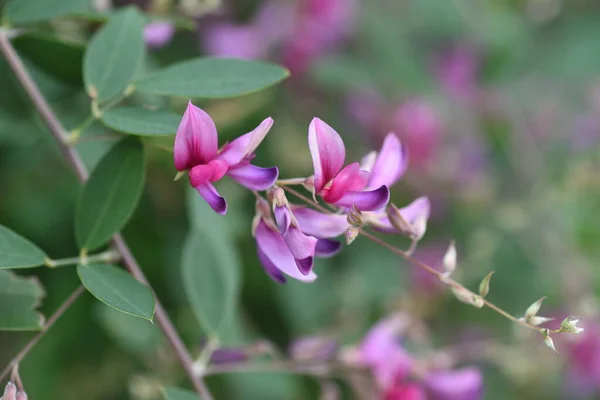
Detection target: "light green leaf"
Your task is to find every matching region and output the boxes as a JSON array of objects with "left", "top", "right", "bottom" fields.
[
  {"left": 4, "top": 0, "right": 90, "bottom": 25},
  {"left": 100, "top": 107, "right": 181, "bottom": 136},
  {"left": 75, "top": 137, "right": 146, "bottom": 250},
  {"left": 0, "top": 270, "right": 45, "bottom": 330},
  {"left": 13, "top": 33, "right": 85, "bottom": 86},
  {"left": 162, "top": 387, "right": 200, "bottom": 400},
  {"left": 182, "top": 188, "right": 241, "bottom": 339},
  {"left": 83, "top": 7, "right": 145, "bottom": 102},
  {"left": 78, "top": 263, "right": 155, "bottom": 321},
  {"left": 0, "top": 225, "right": 47, "bottom": 269},
  {"left": 136, "top": 58, "right": 289, "bottom": 99}
]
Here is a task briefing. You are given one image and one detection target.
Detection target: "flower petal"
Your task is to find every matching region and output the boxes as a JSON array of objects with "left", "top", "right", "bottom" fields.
[
  {"left": 293, "top": 207, "right": 349, "bottom": 238},
  {"left": 369, "top": 196, "right": 431, "bottom": 233},
  {"left": 283, "top": 226, "right": 317, "bottom": 260},
  {"left": 174, "top": 102, "right": 219, "bottom": 170},
  {"left": 424, "top": 367, "right": 483, "bottom": 400},
  {"left": 367, "top": 133, "right": 408, "bottom": 189},
  {"left": 195, "top": 182, "right": 227, "bottom": 215},
  {"left": 295, "top": 256, "right": 314, "bottom": 275},
  {"left": 218, "top": 118, "right": 274, "bottom": 165},
  {"left": 227, "top": 164, "right": 279, "bottom": 190},
  {"left": 334, "top": 185, "right": 390, "bottom": 211},
  {"left": 309, "top": 118, "right": 346, "bottom": 192},
  {"left": 257, "top": 246, "right": 286, "bottom": 283},
  {"left": 274, "top": 206, "right": 291, "bottom": 234},
  {"left": 322, "top": 162, "right": 368, "bottom": 203},
  {"left": 255, "top": 221, "right": 317, "bottom": 282},
  {"left": 189, "top": 164, "right": 215, "bottom": 187},
  {"left": 315, "top": 239, "right": 342, "bottom": 257}
]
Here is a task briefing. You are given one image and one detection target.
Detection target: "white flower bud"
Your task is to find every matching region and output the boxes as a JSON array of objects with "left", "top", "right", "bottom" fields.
[
  {"left": 412, "top": 213, "right": 428, "bottom": 241},
  {"left": 541, "top": 329, "right": 558, "bottom": 353},
  {"left": 442, "top": 241, "right": 457, "bottom": 276},
  {"left": 345, "top": 227, "right": 359, "bottom": 245},
  {"left": 451, "top": 286, "right": 484, "bottom": 308},
  {"left": 561, "top": 316, "right": 584, "bottom": 334},
  {"left": 525, "top": 297, "right": 546, "bottom": 319},
  {"left": 386, "top": 204, "right": 414, "bottom": 236}
]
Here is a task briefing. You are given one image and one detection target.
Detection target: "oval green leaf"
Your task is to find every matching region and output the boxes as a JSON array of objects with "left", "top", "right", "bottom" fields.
[
  {"left": 4, "top": 0, "right": 90, "bottom": 25},
  {"left": 13, "top": 33, "right": 85, "bottom": 86},
  {"left": 83, "top": 7, "right": 145, "bottom": 102},
  {"left": 162, "top": 387, "right": 201, "bottom": 400},
  {"left": 0, "top": 225, "right": 47, "bottom": 269},
  {"left": 182, "top": 188, "right": 241, "bottom": 338},
  {"left": 0, "top": 270, "right": 45, "bottom": 330},
  {"left": 78, "top": 263, "right": 155, "bottom": 321},
  {"left": 101, "top": 107, "right": 181, "bottom": 136},
  {"left": 75, "top": 137, "right": 145, "bottom": 250},
  {"left": 136, "top": 57, "right": 289, "bottom": 99}
]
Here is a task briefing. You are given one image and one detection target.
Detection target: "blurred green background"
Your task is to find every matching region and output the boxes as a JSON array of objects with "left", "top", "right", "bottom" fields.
[{"left": 2, "top": 0, "right": 600, "bottom": 399}]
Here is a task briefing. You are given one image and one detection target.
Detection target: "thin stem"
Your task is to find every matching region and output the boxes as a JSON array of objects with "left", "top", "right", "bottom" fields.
[
  {"left": 0, "top": 286, "right": 86, "bottom": 383},
  {"left": 204, "top": 360, "right": 366, "bottom": 378},
  {"left": 0, "top": 30, "right": 214, "bottom": 400},
  {"left": 280, "top": 185, "right": 541, "bottom": 332},
  {"left": 44, "top": 249, "right": 120, "bottom": 268}
]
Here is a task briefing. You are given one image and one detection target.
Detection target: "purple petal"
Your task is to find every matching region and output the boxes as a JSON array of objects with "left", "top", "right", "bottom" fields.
[
  {"left": 218, "top": 118, "right": 274, "bottom": 165},
  {"left": 227, "top": 164, "right": 279, "bottom": 190},
  {"left": 203, "top": 23, "right": 265, "bottom": 59},
  {"left": 189, "top": 159, "right": 228, "bottom": 187},
  {"left": 366, "top": 133, "right": 408, "bottom": 189},
  {"left": 274, "top": 206, "right": 291, "bottom": 234},
  {"left": 309, "top": 118, "right": 346, "bottom": 193},
  {"left": 321, "top": 162, "right": 368, "bottom": 203},
  {"left": 295, "top": 256, "right": 314, "bottom": 275},
  {"left": 293, "top": 207, "right": 349, "bottom": 238},
  {"left": 255, "top": 221, "right": 317, "bottom": 282},
  {"left": 315, "top": 239, "right": 342, "bottom": 257},
  {"left": 257, "top": 247, "right": 286, "bottom": 284},
  {"left": 424, "top": 367, "right": 484, "bottom": 400},
  {"left": 174, "top": 102, "right": 219, "bottom": 170},
  {"left": 144, "top": 22, "right": 175, "bottom": 49},
  {"left": 195, "top": 182, "right": 227, "bottom": 215},
  {"left": 283, "top": 226, "right": 317, "bottom": 260},
  {"left": 334, "top": 185, "right": 390, "bottom": 211},
  {"left": 399, "top": 196, "right": 431, "bottom": 225}
]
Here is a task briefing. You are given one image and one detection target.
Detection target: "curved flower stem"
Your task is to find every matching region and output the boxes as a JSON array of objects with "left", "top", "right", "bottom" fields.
[
  {"left": 280, "top": 185, "right": 541, "bottom": 333},
  {"left": 0, "top": 30, "right": 214, "bottom": 400}
]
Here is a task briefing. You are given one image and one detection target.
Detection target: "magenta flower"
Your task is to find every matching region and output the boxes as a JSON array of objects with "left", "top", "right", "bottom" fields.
[
  {"left": 308, "top": 118, "right": 390, "bottom": 211},
  {"left": 385, "top": 383, "right": 426, "bottom": 400},
  {"left": 202, "top": 24, "right": 266, "bottom": 60},
  {"left": 424, "top": 368, "right": 483, "bottom": 400},
  {"left": 175, "top": 102, "right": 278, "bottom": 214},
  {"left": 360, "top": 133, "right": 408, "bottom": 190},
  {"left": 565, "top": 322, "right": 600, "bottom": 396},
  {"left": 143, "top": 22, "right": 175, "bottom": 49}
]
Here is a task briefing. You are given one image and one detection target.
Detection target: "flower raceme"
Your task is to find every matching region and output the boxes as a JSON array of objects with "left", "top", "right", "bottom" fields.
[
  {"left": 308, "top": 118, "right": 391, "bottom": 211},
  {"left": 174, "top": 101, "right": 279, "bottom": 214}
]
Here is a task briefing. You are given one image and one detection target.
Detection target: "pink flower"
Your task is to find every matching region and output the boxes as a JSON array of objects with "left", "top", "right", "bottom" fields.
[
  {"left": 360, "top": 133, "right": 408, "bottom": 190},
  {"left": 435, "top": 44, "right": 479, "bottom": 102},
  {"left": 143, "top": 22, "right": 175, "bottom": 49},
  {"left": 368, "top": 196, "right": 431, "bottom": 235},
  {"left": 424, "top": 368, "right": 483, "bottom": 400},
  {"left": 308, "top": 118, "right": 390, "bottom": 211},
  {"left": 202, "top": 24, "right": 266, "bottom": 60},
  {"left": 175, "top": 102, "right": 278, "bottom": 214},
  {"left": 385, "top": 383, "right": 426, "bottom": 400},
  {"left": 565, "top": 322, "right": 600, "bottom": 396}
]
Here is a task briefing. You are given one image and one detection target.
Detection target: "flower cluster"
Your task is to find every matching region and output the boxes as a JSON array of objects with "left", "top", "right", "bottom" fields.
[{"left": 173, "top": 102, "right": 430, "bottom": 283}]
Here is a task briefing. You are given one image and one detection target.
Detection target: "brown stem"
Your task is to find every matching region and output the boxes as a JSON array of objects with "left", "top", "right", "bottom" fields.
[
  {"left": 280, "top": 185, "right": 541, "bottom": 332},
  {"left": 0, "top": 31, "right": 213, "bottom": 399}
]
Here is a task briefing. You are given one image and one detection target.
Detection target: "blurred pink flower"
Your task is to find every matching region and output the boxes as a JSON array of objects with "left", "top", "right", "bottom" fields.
[
  {"left": 174, "top": 102, "right": 278, "bottom": 214},
  {"left": 143, "top": 21, "right": 175, "bottom": 49},
  {"left": 203, "top": 24, "right": 265, "bottom": 59},
  {"left": 435, "top": 44, "right": 479, "bottom": 102},
  {"left": 565, "top": 322, "right": 600, "bottom": 396},
  {"left": 424, "top": 367, "right": 483, "bottom": 400}
]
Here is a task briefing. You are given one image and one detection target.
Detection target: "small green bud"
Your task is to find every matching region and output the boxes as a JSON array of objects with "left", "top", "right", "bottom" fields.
[
  {"left": 442, "top": 240, "right": 457, "bottom": 276},
  {"left": 541, "top": 329, "right": 558, "bottom": 353},
  {"left": 451, "top": 286, "right": 484, "bottom": 308},
  {"left": 478, "top": 271, "right": 494, "bottom": 298},
  {"left": 560, "top": 316, "right": 584, "bottom": 334}
]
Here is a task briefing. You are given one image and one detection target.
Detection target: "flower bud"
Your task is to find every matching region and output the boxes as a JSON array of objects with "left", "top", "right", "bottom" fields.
[
  {"left": 269, "top": 187, "right": 288, "bottom": 208},
  {"left": 289, "top": 336, "right": 338, "bottom": 361},
  {"left": 347, "top": 205, "right": 363, "bottom": 227},
  {"left": 345, "top": 227, "right": 359, "bottom": 244},
  {"left": 387, "top": 204, "right": 414, "bottom": 236},
  {"left": 442, "top": 241, "right": 457, "bottom": 276},
  {"left": 412, "top": 213, "right": 428, "bottom": 241},
  {"left": 560, "top": 316, "right": 584, "bottom": 334},
  {"left": 478, "top": 271, "right": 494, "bottom": 298},
  {"left": 525, "top": 297, "right": 546, "bottom": 320},
  {"left": 3, "top": 382, "right": 17, "bottom": 400},
  {"left": 520, "top": 316, "right": 554, "bottom": 326},
  {"left": 451, "top": 286, "right": 484, "bottom": 308},
  {"left": 541, "top": 329, "right": 558, "bottom": 353}
]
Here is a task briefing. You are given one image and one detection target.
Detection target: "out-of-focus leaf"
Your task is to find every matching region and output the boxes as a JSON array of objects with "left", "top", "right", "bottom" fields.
[
  {"left": 75, "top": 137, "right": 145, "bottom": 250},
  {"left": 95, "top": 303, "right": 162, "bottom": 352},
  {"left": 100, "top": 107, "right": 180, "bottom": 136},
  {"left": 162, "top": 387, "right": 200, "bottom": 400},
  {"left": 4, "top": 0, "right": 90, "bottom": 24},
  {"left": 136, "top": 58, "right": 289, "bottom": 99},
  {"left": 83, "top": 7, "right": 145, "bottom": 102},
  {"left": 13, "top": 33, "right": 85, "bottom": 86},
  {"left": 226, "top": 373, "right": 301, "bottom": 400},
  {"left": 310, "top": 55, "right": 375, "bottom": 91},
  {"left": 182, "top": 188, "right": 241, "bottom": 341},
  {"left": 0, "top": 224, "right": 47, "bottom": 269},
  {"left": 78, "top": 263, "right": 155, "bottom": 321},
  {"left": 0, "top": 270, "right": 45, "bottom": 330}
]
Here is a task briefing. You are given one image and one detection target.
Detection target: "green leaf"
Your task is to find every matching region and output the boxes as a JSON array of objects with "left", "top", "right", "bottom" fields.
[
  {"left": 182, "top": 188, "right": 241, "bottom": 338},
  {"left": 75, "top": 137, "right": 146, "bottom": 250},
  {"left": 77, "top": 263, "right": 155, "bottom": 321},
  {"left": 4, "top": 0, "right": 90, "bottom": 25},
  {"left": 83, "top": 7, "right": 145, "bottom": 102},
  {"left": 0, "top": 225, "right": 47, "bottom": 269},
  {"left": 0, "top": 270, "right": 45, "bottom": 330},
  {"left": 162, "top": 387, "right": 200, "bottom": 400},
  {"left": 100, "top": 107, "right": 181, "bottom": 136},
  {"left": 136, "top": 58, "right": 289, "bottom": 99},
  {"left": 13, "top": 33, "right": 85, "bottom": 86}
]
